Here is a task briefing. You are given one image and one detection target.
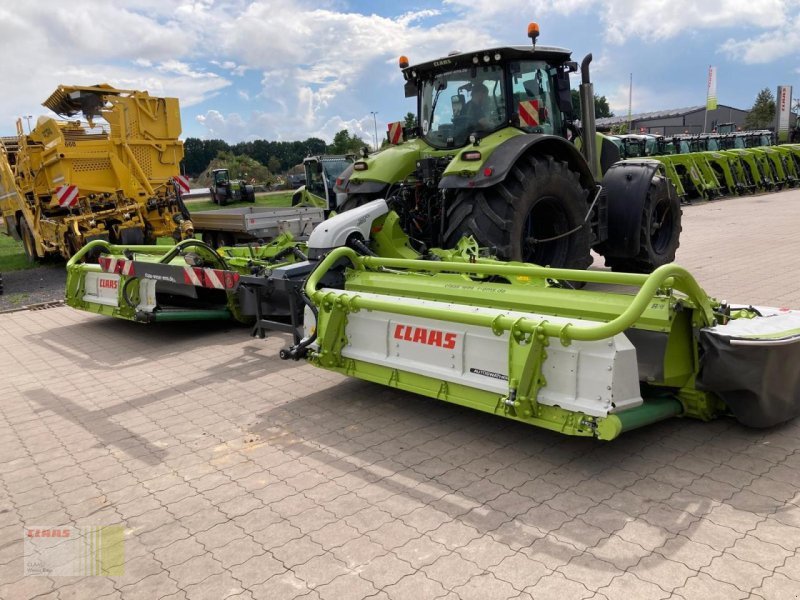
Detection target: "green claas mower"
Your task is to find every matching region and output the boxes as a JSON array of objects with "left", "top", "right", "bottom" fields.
[{"left": 63, "top": 24, "right": 800, "bottom": 440}]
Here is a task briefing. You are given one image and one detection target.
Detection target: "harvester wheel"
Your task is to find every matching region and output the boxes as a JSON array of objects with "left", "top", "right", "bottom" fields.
[
  {"left": 119, "top": 227, "right": 145, "bottom": 245},
  {"left": 605, "top": 175, "right": 681, "bottom": 273},
  {"left": 444, "top": 156, "right": 592, "bottom": 269},
  {"left": 20, "top": 220, "right": 37, "bottom": 263}
]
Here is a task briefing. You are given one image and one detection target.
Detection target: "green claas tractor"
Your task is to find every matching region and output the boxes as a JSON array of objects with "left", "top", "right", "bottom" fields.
[
  {"left": 291, "top": 155, "right": 354, "bottom": 210},
  {"left": 209, "top": 168, "right": 255, "bottom": 205},
  {"left": 335, "top": 24, "right": 682, "bottom": 273}
]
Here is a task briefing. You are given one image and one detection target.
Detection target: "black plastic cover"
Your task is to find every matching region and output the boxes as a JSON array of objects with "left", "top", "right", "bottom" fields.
[{"left": 698, "top": 329, "right": 800, "bottom": 428}]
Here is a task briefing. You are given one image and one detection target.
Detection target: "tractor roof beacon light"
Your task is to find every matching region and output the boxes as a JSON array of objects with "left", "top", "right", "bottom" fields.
[
  {"left": 528, "top": 22, "right": 540, "bottom": 48},
  {"left": 399, "top": 55, "right": 409, "bottom": 69}
]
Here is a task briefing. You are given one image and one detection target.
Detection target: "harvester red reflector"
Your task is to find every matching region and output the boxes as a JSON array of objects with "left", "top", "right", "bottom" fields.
[
  {"left": 54, "top": 185, "right": 79, "bottom": 208},
  {"left": 174, "top": 174, "right": 191, "bottom": 194}
]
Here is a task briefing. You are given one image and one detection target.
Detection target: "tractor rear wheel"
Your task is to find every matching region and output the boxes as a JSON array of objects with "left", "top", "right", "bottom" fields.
[
  {"left": 339, "top": 194, "right": 378, "bottom": 212},
  {"left": 20, "top": 220, "right": 37, "bottom": 263},
  {"left": 604, "top": 174, "right": 681, "bottom": 273},
  {"left": 444, "top": 155, "right": 592, "bottom": 269}
]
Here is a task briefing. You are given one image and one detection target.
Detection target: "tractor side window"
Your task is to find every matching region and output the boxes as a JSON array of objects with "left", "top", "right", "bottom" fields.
[
  {"left": 511, "top": 61, "right": 562, "bottom": 136},
  {"left": 306, "top": 163, "right": 325, "bottom": 197},
  {"left": 420, "top": 65, "right": 505, "bottom": 148}
]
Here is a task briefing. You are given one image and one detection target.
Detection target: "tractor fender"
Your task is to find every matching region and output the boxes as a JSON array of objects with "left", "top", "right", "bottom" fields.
[
  {"left": 439, "top": 134, "right": 595, "bottom": 192},
  {"left": 600, "top": 159, "right": 661, "bottom": 257},
  {"left": 343, "top": 179, "right": 389, "bottom": 196}
]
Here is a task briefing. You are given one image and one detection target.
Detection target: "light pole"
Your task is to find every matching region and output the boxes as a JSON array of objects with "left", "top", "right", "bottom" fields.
[{"left": 370, "top": 111, "right": 379, "bottom": 151}]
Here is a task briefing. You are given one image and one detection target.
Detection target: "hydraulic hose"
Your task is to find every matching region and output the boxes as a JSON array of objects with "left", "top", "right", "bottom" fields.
[
  {"left": 280, "top": 273, "right": 319, "bottom": 360},
  {"left": 157, "top": 239, "right": 229, "bottom": 270}
]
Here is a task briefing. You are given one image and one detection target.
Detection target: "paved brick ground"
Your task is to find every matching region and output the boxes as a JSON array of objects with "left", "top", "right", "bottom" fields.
[{"left": 2, "top": 191, "right": 800, "bottom": 599}]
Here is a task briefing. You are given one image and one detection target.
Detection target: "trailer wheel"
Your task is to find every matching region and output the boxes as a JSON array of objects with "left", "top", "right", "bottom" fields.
[
  {"left": 444, "top": 155, "right": 592, "bottom": 269},
  {"left": 605, "top": 175, "right": 681, "bottom": 273},
  {"left": 20, "top": 220, "right": 37, "bottom": 263}
]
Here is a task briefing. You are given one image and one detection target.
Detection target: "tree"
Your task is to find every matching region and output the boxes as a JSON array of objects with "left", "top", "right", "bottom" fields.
[
  {"left": 181, "top": 137, "right": 231, "bottom": 177},
  {"left": 745, "top": 88, "right": 776, "bottom": 130},
  {"left": 571, "top": 90, "right": 614, "bottom": 119},
  {"left": 403, "top": 112, "right": 418, "bottom": 129},
  {"left": 267, "top": 156, "right": 281, "bottom": 174},
  {"left": 328, "top": 129, "right": 368, "bottom": 154}
]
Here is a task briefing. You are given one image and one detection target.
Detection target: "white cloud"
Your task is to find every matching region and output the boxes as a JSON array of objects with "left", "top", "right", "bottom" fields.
[
  {"left": 720, "top": 14, "right": 800, "bottom": 63},
  {"left": 602, "top": 0, "right": 789, "bottom": 45}
]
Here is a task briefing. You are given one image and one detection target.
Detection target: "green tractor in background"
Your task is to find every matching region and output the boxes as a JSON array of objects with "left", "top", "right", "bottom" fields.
[
  {"left": 291, "top": 155, "right": 354, "bottom": 211},
  {"left": 209, "top": 168, "right": 256, "bottom": 205},
  {"left": 335, "top": 24, "right": 682, "bottom": 273}
]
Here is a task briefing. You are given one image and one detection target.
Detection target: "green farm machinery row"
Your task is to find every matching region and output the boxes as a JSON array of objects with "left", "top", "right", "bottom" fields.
[
  {"left": 610, "top": 131, "right": 800, "bottom": 202},
  {"left": 63, "top": 24, "right": 800, "bottom": 441}
]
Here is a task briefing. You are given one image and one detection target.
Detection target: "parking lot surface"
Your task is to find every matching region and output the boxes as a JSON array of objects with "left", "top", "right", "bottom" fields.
[{"left": 2, "top": 192, "right": 800, "bottom": 599}]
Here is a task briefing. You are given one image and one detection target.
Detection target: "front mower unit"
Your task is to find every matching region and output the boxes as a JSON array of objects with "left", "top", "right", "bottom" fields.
[{"left": 290, "top": 202, "right": 800, "bottom": 440}]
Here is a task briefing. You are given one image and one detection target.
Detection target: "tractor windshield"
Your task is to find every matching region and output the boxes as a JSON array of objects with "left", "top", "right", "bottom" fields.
[
  {"left": 320, "top": 158, "right": 352, "bottom": 186},
  {"left": 420, "top": 65, "right": 505, "bottom": 148}
]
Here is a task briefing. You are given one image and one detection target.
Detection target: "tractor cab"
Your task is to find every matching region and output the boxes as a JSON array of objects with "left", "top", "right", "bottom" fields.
[
  {"left": 403, "top": 45, "right": 575, "bottom": 149},
  {"left": 212, "top": 169, "right": 230, "bottom": 187},
  {"left": 293, "top": 155, "right": 355, "bottom": 210}
]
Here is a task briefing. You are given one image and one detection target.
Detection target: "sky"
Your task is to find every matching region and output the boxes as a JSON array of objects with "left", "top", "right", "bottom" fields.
[{"left": 1, "top": 0, "right": 799, "bottom": 145}]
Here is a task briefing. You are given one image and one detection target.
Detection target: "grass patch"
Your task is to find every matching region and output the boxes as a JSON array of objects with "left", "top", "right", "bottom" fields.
[
  {"left": 186, "top": 191, "right": 294, "bottom": 213},
  {"left": 0, "top": 232, "right": 31, "bottom": 272}
]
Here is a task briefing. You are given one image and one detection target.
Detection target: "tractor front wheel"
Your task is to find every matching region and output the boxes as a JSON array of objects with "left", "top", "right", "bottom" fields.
[
  {"left": 444, "top": 156, "right": 592, "bottom": 269},
  {"left": 604, "top": 174, "right": 681, "bottom": 273}
]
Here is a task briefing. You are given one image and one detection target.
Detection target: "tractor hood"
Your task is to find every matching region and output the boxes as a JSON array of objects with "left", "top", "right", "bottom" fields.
[{"left": 341, "top": 138, "right": 437, "bottom": 193}]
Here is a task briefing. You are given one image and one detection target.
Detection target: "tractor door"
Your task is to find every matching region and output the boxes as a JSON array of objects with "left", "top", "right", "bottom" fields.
[
  {"left": 509, "top": 61, "right": 563, "bottom": 136},
  {"left": 304, "top": 160, "right": 328, "bottom": 208}
]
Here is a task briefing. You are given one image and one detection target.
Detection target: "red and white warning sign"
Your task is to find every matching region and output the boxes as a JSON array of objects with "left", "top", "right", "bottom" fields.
[
  {"left": 54, "top": 184, "right": 79, "bottom": 208},
  {"left": 387, "top": 121, "right": 403, "bottom": 145},
  {"left": 99, "top": 256, "right": 135, "bottom": 276},
  {"left": 174, "top": 174, "right": 191, "bottom": 195},
  {"left": 518, "top": 100, "right": 542, "bottom": 127}
]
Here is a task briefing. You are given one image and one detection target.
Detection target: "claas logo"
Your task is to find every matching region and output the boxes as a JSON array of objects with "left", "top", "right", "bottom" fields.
[{"left": 393, "top": 324, "right": 457, "bottom": 349}]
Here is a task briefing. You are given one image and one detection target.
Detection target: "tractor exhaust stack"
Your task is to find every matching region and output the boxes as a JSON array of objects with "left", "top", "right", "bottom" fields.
[{"left": 579, "top": 54, "right": 598, "bottom": 179}]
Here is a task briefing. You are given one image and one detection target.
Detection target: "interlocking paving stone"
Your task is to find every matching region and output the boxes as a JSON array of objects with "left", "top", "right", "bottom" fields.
[{"left": 3, "top": 194, "right": 800, "bottom": 598}]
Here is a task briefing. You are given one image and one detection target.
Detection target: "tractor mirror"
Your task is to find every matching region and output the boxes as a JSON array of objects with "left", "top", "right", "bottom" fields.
[
  {"left": 565, "top": 61, "right": 578, "bottom": 73},
  {"left": 404, "top": 81, "right": 418, "bottom": 98},
  {"left": 556, "top": 72, "right": 574, "bottom": 116}
]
